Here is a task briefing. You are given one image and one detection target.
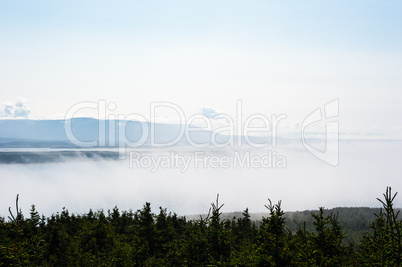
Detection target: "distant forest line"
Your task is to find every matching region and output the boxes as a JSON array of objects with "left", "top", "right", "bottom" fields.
[{"left": 195, "top": 206, "right": 383, "bottom": 244}]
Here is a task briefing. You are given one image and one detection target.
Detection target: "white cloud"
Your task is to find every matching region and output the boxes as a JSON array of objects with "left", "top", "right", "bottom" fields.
[
  {"left": 0, "top": 99, "right": 31, "bottom": 118},
  {"left": 201, "top": 106, "right": 223, "bottom": 119}
]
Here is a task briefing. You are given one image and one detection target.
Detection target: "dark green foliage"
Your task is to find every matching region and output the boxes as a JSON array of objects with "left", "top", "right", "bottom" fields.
[
  {"left": 295, "top": 207, "right": 348, "bottom": 266},
  {"left": 359, "top": 187, "right": 402, "bottom": 266},
  {"left": 258, "top": 199, "right": 290, "bottom": 266},
  {"left": 1, "top": 188, "right": 401, "bottom": 266},
  {"left": 285, "top": 207, "right": 380, "bottom": 244}
]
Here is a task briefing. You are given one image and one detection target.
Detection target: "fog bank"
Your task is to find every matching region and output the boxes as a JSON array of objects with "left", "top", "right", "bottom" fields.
[{"left": 1, "top": 140, "right": 402, "bottom": 218}]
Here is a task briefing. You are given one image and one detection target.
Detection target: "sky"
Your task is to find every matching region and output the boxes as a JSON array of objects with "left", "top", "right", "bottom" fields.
[
  {"left": 1, "top": 1, "right": 402, "bottom": 215},
  {"left": 0, "top": 0, "right": 402, "bottom": 139}
]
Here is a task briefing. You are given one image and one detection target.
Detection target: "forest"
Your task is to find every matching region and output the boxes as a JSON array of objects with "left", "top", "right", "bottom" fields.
[{"left": 1, "top": 187, "right": 401, "bottom": 266}]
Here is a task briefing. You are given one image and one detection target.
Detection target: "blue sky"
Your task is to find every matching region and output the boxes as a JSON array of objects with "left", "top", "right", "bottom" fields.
[
  {"left": 2, "top": 0, "right": 402, "bottom": 215},
  {"left": 1, "top": 0, "right": 401, "bottom": 138}
]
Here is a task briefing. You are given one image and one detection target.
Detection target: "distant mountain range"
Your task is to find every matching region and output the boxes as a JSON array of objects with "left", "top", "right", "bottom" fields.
[{"left": 0, "top": 118, "right": 270, "bottom": 148}]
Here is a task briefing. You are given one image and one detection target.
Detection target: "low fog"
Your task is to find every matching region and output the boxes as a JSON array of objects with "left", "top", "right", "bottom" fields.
[{"left": 1, "top": 140, "right": 402, "bottom": 219}]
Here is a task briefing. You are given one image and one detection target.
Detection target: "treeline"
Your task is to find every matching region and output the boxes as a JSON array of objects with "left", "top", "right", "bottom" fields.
[
  {"left": 200, "top": 207, "right": 381, "bottom": 244},
  {"left": 1, "top": 188, "right": 402, "bottom": 266},
  {"left": 285, "top": 207, "right": 381, "bottom": 244}
]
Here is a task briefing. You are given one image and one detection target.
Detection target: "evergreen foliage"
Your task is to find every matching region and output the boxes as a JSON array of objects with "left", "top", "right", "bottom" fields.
[{"left": 1, "top": 188, "right": 401, "bottom": 266}]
